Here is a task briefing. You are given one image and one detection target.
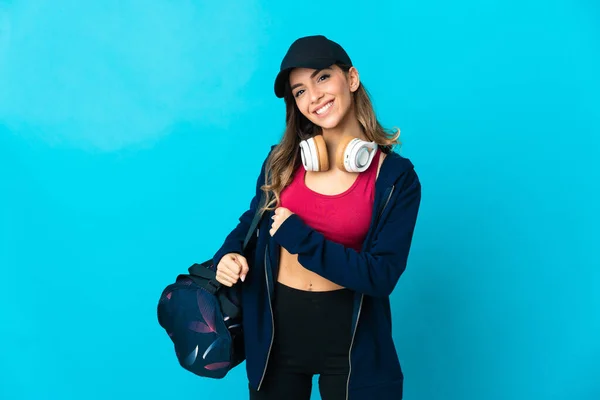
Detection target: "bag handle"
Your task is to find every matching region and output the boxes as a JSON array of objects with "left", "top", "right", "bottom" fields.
[{"left": 184, "top": 273, "right": 241, "bottom": 318}]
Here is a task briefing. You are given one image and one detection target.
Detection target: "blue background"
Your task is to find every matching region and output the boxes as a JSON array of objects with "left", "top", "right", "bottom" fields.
[{"left": 1, "top": 1, "right": 599, "bottom": 399}]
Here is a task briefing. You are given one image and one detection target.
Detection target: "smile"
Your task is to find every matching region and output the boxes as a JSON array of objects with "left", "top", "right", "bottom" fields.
[{"left": 314, "top": 100, "right": 334, "bottom": 116}]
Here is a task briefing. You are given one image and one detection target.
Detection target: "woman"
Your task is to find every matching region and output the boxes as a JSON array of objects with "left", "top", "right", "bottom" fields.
[{"left": 212, "top": 35, "right": 421, "bottom": 400}]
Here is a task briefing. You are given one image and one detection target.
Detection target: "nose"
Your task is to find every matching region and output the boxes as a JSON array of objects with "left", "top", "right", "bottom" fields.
[{"left": 310, "top": 86, "right": 324, "bottom": 104}]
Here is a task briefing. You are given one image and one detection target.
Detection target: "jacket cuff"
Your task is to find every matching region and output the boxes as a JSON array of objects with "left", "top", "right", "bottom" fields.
[{"left": 272, "top": 214, "right": 312, "bottom": 254}]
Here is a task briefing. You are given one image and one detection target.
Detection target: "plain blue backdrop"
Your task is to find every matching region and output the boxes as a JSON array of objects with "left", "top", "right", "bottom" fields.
[{"left": 1, "top": 1, "right": 599, "bottom": 399}]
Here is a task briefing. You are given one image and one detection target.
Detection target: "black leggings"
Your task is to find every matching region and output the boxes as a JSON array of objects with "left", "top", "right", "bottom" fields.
[{"left": 249, "top": 281, "right": 354, "bottom": 400}]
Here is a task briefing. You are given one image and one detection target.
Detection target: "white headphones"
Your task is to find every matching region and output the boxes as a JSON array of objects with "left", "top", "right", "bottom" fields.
[{"left": 300, "top": 135, "right": 378, "bottom": 173}]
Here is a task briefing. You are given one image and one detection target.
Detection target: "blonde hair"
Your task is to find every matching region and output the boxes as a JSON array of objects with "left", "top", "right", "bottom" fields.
[{"left": 261, "top": 64, "right": 400, "bottom": 212}]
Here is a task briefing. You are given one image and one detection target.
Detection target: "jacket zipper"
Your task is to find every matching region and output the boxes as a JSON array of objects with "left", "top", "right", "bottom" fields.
[
  {"left": 346, "top": 294, "right": 364, "bottom": 400},
  {"left": 380, "top": 186, "right": 395, "bottom": 220},
  {"left": 345, "top": 185, "right": 395, "bottom": 400},
  {"left": 257, "top": 244, "right": 274, "bottom": 391}
]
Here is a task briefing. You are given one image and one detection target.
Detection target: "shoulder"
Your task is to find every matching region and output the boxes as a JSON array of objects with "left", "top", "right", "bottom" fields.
[
  {"left": 259, "top": 144, "right": 279, "bottom": 168},
  {"left": 255, "top": 144, "right": 282, "bottom": 181},
  {"left": 382, "top": 153, "right": 421, "bottom": 218},
  {"left": 377, "top": 150, "right": 419, "bottom": 188}
]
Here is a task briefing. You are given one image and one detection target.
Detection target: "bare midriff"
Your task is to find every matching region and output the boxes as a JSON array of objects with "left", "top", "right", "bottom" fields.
[{"left": 277, "top": 249, "right": 345, "bottom": 291}]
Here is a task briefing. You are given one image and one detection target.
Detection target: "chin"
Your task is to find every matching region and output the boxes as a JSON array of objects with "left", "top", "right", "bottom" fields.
[
  {"left": 314, "top": 117, "right": 342, "bottom": 130},
  {"left": 309, "top": 109, "right": 344, "bottom": 130}
]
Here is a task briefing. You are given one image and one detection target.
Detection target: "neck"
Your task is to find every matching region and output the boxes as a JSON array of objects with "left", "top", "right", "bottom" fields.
[{"left": 321, "top": 108, "right": 366, "bottom": 166}]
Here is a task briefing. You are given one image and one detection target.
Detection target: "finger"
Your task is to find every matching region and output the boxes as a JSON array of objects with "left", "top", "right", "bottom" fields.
[
  {"left": 227, "top": 253, "right": 243, "bottom": 268},
  {"left": 218, "top": 265, "right": 239, "bottom": 282},
  {"left": 220, "top": 266, "right": 240, "bottom": 285},
  {"left": 216, "top": 275, "right": 232, "bottom": 287},
  {"left": 215, "top": 272, "right": 234, "bottom": 287},
  {"left": 235, "top": 255, "right": 249, "bottom": 282},
  {"left": 229, "top": 258, "right": 243, "bottom": 274},
  {"left": 224, "top": 258, "right": 242, "bottom": 275}
]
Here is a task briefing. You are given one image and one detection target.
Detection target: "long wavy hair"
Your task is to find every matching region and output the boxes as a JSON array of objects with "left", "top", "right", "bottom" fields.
[{"left": 260, "top": 63, "right": 401, "bottom": 212}]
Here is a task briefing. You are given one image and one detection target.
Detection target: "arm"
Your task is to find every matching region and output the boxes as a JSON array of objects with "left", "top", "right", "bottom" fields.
[
  {"left": 211, "top": 147, "right": 273, "bottom": 267},
  {"left": 272, "top": 168, "right": 421, "bottom": 297}
]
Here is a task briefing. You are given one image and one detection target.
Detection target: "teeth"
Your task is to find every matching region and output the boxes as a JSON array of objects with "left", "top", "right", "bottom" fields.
[{"left": 316, "top": 101, "right": 333, "bottom": 115}]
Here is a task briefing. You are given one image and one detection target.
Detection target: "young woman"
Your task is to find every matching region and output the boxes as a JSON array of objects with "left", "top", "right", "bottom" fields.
[{"left": 212, "top": 35, "right": 421, "bottom": 400}]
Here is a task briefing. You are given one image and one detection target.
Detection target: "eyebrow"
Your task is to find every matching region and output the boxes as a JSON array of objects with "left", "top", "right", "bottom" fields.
[{"left": 290, "top": 68, "right": 331, "bottom": 91}]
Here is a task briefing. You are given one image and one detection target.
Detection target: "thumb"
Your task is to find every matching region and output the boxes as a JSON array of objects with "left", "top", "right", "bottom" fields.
[{"left": 236, "top": 255, "right": 250, "bottom": 282}]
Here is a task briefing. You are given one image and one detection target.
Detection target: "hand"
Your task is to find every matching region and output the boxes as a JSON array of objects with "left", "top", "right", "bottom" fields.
[
  {"left": 215, "top": 253, "right": 249, "bottom": 287},
  {"left": 270, "top": 207, "right": 294, "bottom": 237}
]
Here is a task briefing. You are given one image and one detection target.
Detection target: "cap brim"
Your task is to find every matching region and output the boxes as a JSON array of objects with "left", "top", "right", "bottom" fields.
[{"left": 274, "top": 58, "right": 336, "bottom": 98}]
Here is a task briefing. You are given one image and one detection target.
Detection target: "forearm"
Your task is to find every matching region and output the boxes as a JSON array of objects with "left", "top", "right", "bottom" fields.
[{"left": 272, "top": 170, "right": 421, "bottom": 296}]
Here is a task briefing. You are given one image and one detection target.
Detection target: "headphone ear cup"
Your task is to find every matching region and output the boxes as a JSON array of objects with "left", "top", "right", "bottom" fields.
[
  {"left": 339, "top": 138, "right": 378, "bottom": 172},
  {"left": 300, "top": 140, "right": 313, "bottom": 171},
  {"left": 336, "top": 136, "right": 357, "bottom": 171},
  {"left": 312, "top": 135, "right": 329, "bottom": 172},
  {"left": 300, "top": 135, "right": 329, "bottom": 172}
]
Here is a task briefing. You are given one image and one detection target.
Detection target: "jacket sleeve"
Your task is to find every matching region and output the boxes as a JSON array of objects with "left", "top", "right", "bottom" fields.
[
  {"left": 272, "top": 167, "right": 421, "bottom": 297},
  {"left": 211, "top": 147, "right": 273, "bottom": 267}
]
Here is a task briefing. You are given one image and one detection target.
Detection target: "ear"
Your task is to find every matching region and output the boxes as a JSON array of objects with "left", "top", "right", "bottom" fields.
[{"left": 348, "top": 67, "right": 360, "bottom": 92}]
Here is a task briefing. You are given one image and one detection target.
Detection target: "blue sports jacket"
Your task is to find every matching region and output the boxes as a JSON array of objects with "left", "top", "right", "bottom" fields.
[{"left": 213, "top": 145, "right": 421, "bottom": 400}]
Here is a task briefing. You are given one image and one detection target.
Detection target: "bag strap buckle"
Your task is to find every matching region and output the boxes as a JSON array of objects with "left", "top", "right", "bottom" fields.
[{"left": 206, "top": 279, "right": 221, "bottom": 295}]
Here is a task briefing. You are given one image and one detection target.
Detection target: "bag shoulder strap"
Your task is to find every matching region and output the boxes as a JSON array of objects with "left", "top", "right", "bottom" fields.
[
  {"left": 187, "top": 190, "right": 267, "bottom": 279},
  {"left": 242, "top": 190, "right": 267, "bottom": 251}
]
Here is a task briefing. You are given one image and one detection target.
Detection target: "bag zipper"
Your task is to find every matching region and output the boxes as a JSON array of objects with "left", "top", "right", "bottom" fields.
[{"left": 345, "top": 185, "right": 395, "bottom": 400}]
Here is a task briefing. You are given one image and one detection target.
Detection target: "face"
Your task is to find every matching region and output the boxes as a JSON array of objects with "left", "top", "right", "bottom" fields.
[{"left": 288, "top": 65, "right": 360, "bottom": 131}]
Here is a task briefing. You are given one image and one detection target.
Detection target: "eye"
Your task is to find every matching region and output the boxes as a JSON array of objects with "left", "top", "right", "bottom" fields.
[
  {"left": 318, "top": 74, "right": 330, "bottom": 82},
  {"left": 294, "top": 89, "right": 305, "bottom": 98}
]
